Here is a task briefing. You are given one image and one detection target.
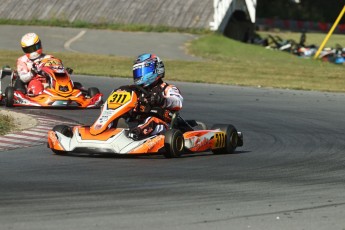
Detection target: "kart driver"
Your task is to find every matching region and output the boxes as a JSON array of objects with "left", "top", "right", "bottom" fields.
[
  {"left": 15, "top": 32, "right": 54, "bottom": 93},
  {"left": 127, "top": 53, "right": 183, "bottom": 140}
]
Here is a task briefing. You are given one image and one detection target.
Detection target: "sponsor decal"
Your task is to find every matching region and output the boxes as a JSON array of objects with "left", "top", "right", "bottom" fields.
[
  {"left": 189, "top": 136, "right": 209, "bottom": 151},
  {"left": 214, "top": 132, "right": 226, "bottom": 148},
  {"left": 95, "top": 124, "right": 102, "bottom": 130},
  {"left": 144, "top": 135, "right": 164, "bottom": 150},
  {"left": 97, "top": 110, "right": 116, "bottom": 123}
]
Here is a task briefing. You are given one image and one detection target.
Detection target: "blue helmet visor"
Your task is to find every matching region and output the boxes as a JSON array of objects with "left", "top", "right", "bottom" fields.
[{"left": 133, "top": 62, "right": 155, "bottom": 83}]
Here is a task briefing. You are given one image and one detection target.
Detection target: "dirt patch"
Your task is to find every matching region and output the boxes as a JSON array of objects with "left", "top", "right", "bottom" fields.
[{"left": 0, "top": 109, "right": 37, "bottom": 131}]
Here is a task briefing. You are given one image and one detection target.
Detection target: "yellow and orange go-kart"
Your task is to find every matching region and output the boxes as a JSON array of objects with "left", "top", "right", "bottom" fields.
[
  {"left": 47, "top": 85, "right": 243, "bottom": 158},
  {"left": 1, "top": 58, "right": 103, "bottom": 108}
]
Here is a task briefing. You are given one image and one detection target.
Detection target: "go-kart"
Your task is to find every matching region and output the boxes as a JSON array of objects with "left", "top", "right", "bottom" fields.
[
  {"left": 0, "top": 58, "right": 103, "bottom": 108},
  {"left": 47, "top": 85, "right": 243, "bottom": 158}
]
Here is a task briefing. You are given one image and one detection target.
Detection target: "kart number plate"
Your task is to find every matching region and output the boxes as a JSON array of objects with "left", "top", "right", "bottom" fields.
[
  {"left": 214, "top": 132, "right": 226, "bottom": 148},
  {"left": 107, "top": 91, "right": 131, "bottom": 109}
]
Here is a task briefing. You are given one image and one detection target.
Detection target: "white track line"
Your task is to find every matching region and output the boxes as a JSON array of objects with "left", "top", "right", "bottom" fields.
[{"left": 64, "top": 30, "right": 86, "bottom": 53}]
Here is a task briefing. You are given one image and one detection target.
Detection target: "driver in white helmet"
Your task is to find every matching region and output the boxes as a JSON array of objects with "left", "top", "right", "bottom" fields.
[{"left": 15, "top": 32, "right": 54, "bottom": 93}]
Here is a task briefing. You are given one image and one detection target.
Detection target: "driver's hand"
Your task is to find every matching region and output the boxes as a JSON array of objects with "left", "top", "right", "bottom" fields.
[
  {"left": 137, "top": 101, "right": 151, "bottom": 113},
  {"left": 31, "top": 63, "right": 39, "bottom": 75},
  {"left": 149, "top": 92, "right": 165, "bottom": 106}
]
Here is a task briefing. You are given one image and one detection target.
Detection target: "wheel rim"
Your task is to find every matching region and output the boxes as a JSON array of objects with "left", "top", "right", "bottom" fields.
[
  {"left": 230, "top": 132, "right": 238, "bottom": 146},
  {"left": 175, "top": 136, "right": 184, "bottom": 152}
]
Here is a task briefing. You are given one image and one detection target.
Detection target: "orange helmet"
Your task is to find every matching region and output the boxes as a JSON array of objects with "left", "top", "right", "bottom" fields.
[{"left": 21, "top": 33, "right": 42, "bottom": 60}]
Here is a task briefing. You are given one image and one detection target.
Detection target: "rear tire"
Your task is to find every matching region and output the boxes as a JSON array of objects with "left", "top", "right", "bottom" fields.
[
  {"left": 211, "top": 124, "right": 238, "bottom": 154},
  {"left": 5, "top": 86, "right": 14, "bottom": 107},
  {"left": 164, "top": 129, "right": 185, "bottom": 158}
]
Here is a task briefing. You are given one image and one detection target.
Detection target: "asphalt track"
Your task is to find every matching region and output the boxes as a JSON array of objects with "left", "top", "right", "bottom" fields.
[
  {"left": 0, "top": 25, "right": 200, "bottom": 61},
  {"left": 1, "top": 26, "right": 345, "bottom": 230}
]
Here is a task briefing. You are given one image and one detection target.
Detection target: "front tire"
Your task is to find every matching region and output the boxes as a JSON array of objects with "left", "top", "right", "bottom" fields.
[
  {"left": 164, "top": 129, "right": 185, "bottom": 158},
  {"left": 53, "top": 125, "right": 73, "bottom": 138},
  {"left": 211, "top": 124, "right": 238, "bottom": 154},
  {"left": 5, "top": 86, "right": 14, "bottom": 107},
  {"left": 73, "top": 82, "right": 83, "bottom": 90},
  {"left": 88, "top": 87, "right": 100, "bottom": 97}
]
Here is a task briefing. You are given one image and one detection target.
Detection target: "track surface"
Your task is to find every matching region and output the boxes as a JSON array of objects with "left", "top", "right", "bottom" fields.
[
  {"left": 0, "top": 25, "right": 200, "bottom": 61},
  {"left": 1, "top": 25, "right": 345, "bottom": 229},
  {"left": 1, "top": 76, "right": 345, "bottom": 230}
]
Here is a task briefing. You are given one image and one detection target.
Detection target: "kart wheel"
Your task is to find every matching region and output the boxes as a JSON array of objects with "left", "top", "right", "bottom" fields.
[
  {"left": 164, "top": 129, "right": 185, "bottom": 158},
  {"left": 73, "top": 82, "right": 83, "bottom": 89},
  {"left": 5, "top": 86, "right": 14, "bottom": 107},
  {"left": 52, "top": 149, "right": 67, "bottom": 155},
  {"left": 211, "top": 124, "right": 238, "bottom": 154},
  {"left": 88, "top": 87, "right": 100, "bottom": 97},
  {"left": 53, "top": 125, "right": 73, "bottom": 138}
]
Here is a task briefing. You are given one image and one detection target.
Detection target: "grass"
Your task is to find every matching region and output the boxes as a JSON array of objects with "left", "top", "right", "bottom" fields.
[
  {"left": 0, "top": 113, "right": 15, "bottom": 135},
  {"left": 188, "top": 34, "right": 345, "bottom": 91},
  {"left": 0, "top": 18, "right": 212, "bottom": 34},
  {"left": 1, "top": 32, "right": 344, "bottom": 92},
  {"left": 1, "top": 33, "right": 344, "bottom": 92}
]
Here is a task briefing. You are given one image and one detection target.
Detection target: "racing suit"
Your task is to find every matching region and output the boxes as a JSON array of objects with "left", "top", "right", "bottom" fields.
[
  {"left": 129, "top": 80, "right": 183, "bottom": 139},
  {"left": 15, "top": 54, "right": 53, "bottom": 93}
]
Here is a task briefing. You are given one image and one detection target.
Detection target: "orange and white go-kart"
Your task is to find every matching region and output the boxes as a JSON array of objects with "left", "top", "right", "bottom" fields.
[
  {"left": 0, "top": 58, "right": 102, "bottom": 108},
  {"left": 47, "top": 85, "right": 243, "bottom": 158}
]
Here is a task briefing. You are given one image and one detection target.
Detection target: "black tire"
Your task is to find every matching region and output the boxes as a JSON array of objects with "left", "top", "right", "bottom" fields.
[
  {"left": 52, "top": 125, "right": 73, "bottom": 138},
  {"left": 164, "top": 129, "right": 185, "bottom": 158},
  {"left": 73, "top": 82, "right": 83, "bottom": 90},
  {"left": 211, "top": 124, "right": 238, "bottom": 154},
  {"left": 5, "top": 86, "right": 14, "bottom": 107},
  {"left": 52, "top": 149, "right": 67, "bottom": 155},
  {"left": 88, "top": 87, "right": 100, "bottom": 97}
]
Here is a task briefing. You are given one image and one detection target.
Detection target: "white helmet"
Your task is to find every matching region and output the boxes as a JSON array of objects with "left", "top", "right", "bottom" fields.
[{"left": 20, "top": 33, "right": 42, "bottom": 60}]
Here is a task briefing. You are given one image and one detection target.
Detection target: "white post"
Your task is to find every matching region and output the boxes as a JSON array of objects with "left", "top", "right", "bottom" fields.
[{"left": 210, "top": 0, "right": 256, "bottom": 31}]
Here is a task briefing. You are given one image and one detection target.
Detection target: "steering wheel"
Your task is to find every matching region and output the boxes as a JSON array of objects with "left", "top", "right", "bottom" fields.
[{"left": 117, "top": 84, "right": 150, "bottom": 97}]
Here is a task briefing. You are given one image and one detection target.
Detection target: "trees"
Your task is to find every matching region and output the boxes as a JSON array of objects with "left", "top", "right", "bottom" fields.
[{"left": 257, "top": 0, "right": 345, "bottom": 23}]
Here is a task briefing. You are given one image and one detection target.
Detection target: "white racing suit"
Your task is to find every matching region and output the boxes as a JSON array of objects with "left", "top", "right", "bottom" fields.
[{"left": 15, "top": 54, "right": 53, "bottom": 92}]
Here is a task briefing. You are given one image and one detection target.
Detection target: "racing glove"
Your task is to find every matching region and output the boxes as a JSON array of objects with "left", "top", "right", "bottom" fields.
[
  {"left": 149, "top": 91, "right": 165, "bottom": 106},
  {"left": 31, "top": 63, "right": 39, "bottom": 75},
  {"left": 128, "top": 127, "right": 142, "bottom": 140},
  {"left": 31, "top": 63, "right": 43, "bottom": 76}
]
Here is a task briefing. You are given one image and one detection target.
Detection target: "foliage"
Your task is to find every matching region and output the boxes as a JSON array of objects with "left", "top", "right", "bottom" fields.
[
  {"left": 257, "top": 0, "right": 345, "bottom": 23},
  {"left": 0, "top": 114, "right": 14, "bottom": 135}
]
